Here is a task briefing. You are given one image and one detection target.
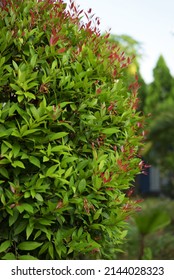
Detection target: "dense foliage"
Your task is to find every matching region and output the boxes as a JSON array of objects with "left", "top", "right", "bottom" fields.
[{"left": 0, "top": 0, "right": 144, "bottom": 259}]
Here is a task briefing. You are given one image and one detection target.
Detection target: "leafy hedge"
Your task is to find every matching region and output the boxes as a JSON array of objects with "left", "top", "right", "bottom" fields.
[{"left": 0, "top": 0, "right": 144, "bottom": 259}]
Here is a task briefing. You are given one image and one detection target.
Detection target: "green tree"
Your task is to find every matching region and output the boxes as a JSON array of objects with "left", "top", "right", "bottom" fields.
[
  {"left": 144, "top": 101, "right": 174, "bottom": 172},
  {"left": 143, "top": 56, "right": 174, "bottom": 196},
  {"left": 144, "top": 55, "right": 174, "bottom": 115}
]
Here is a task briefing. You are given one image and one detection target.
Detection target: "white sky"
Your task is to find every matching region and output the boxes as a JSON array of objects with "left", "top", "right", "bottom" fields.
[{"left": 64, "top": 0, "right": 174, "bottom": 83}]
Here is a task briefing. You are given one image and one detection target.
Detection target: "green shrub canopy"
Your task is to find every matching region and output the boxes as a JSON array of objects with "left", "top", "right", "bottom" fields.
[{"left": 0, "top": 0, "right": 144, "bottom": 259}]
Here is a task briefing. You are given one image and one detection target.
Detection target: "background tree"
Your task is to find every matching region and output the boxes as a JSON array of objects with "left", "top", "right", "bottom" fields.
[
  {"left": 143, "top": 55, "right": 174, "bottom": 196},
  {"left": 144, "top": 55, "right": 174, "bottom": 115}
]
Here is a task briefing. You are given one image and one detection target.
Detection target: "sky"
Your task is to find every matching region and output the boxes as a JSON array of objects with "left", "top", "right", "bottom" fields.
[{"left": 65, "top": 0, "right": 174, "bottom": 83}]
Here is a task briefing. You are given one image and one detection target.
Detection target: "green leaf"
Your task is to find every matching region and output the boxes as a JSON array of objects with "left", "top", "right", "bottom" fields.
[
  {"left": 51, "top": 59, "right": 58, "bottom": 70},
  {"left": 21, "top": 152, "right": 29, "bottom": 159},
  {"left": 77, "top": 227, "right": 83, "bottom": 238},
  {"left": 12, "top": 60, "right": 18, "bottom": 70},
  {"left": 48, "top": 132, "right": 68, "bottom": 141},
  {"left": 51, "top": 145, "right": 71, "bottom": 152},
  {"left": 35, "top": 193, "right": 43, "bottom": 202},
  {"left": 14, "top": 220, "right": 28, "bottom": 235},
  {"left": 64, "top": 166, "right": 73, "bottom": 178},
  {"left": 24, "top": 91, "right": 36, "bottom": 100},
  {"left": 29, "top": 156, "right": 41, "bottom": 168},
  {"left": 47, "top": 143, "right": 52, "bottom": 157},
  {"left": 18, "top": 242, "right": 43, "bottom": 251},
  {"left": 61, "top": 156, "right": 78, "bottom": 166},
  {"left": 22, "top": 128, "right": 40, "bottom": 136},
  {"left": 34, "top": 230, "right": 42, "bottom": 240},
  {"left": 12, "top": 143, "right": 20, "bottom": 158},
  {"left": 1, "top": 193, "right": 6, "bottom": 205},
  {"left": 43, "top": 156, "right": 49, "bottom": 162},
  {"left": 93, "top": 208, "right": 102, "bottom": 220},
  {"left": 1, "top": 143, "right": 9, "bottom": 154},
  {"left": 38, "top": 218, "right": 53, "bottom": 226},
  {"left": 24, "top": 191, "right": 30, "bottom": 198},
  {"left": 46, "top": 164, "right": 59, "bottom": 177},
  {"left": 30, "top": 54, "right": 38, "bottom": 68},
  {"left": 0, "top": 167, "right": 9, "bottom": 178},
  {"left": 59, "top": 102, "right": 73, "bottom": 108},
  {"left": 22, "top": 203, "right": 34, "bottom": 213},
  {"left": 0, "top": 240, "right": 11, "bottom": 253},
  {"left": 0, "top": 56, "right": 5, "bottom": 67},
  {"left": 2, "top": 253, "right": 16, "bottom": 260},
  {"left": 58, "top": 122, "right": 75, "bottom": 132},
  {"left": 18, "top": 255, "right": 38, "bottom": 260},
  {"left": 0, "top": 128, "right": 14, "bottom": 138},
  {"left": 38, "top": 242, "right": 49, "bottom": 256},
  {"left": 31, "top": 189, "right": 36, "bottom": 198},
  {"left": 30, "top": 105, "right": 40, "bottom": 120},
  {"left": 78, "top": 179, "right": 86, "bottom": 193},
  {"left": 48, "top": 242, "right": 54, "bottom": 259},
  {"left": 89, "top": 224, "right": 106, "bottom": 230},
  {"left": 26, "top": 224, "right": 34, "bottom": 240},
  {"left": 17, "top": 95, "right": 24, "bottom": 103},
  {"left": 10, "top": 83, "right": 20, "bottom": 91},
  {"left": 76, "top": 62, "right": 83, "bottom": 73},
  {"left": 12, "top": 160, "right": 25, "bottom": 169},
  {"left": 102, "top": 127, "right": 120, "bottom": 134},
  {"left": 8, "top": 103, "right": 18, "bottom": 116},
  {"left": 9, "top": 209, "right": 19, "bottom": 226},
  {"left": 16, "top": 205, "right": 25, "bottom": 214}
]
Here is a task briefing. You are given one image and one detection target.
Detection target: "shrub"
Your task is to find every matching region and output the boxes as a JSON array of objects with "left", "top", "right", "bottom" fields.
[{"left": 0, "top": 0, "right": 144, "bottom": 259}]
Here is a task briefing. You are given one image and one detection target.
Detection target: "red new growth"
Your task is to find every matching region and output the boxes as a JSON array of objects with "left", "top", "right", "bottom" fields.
[
  {"left": 57, "top": 47, "right": 66, "bottom": 53},
  {"left": 50, "top": 35, "right": 59, "bottom": 46}
]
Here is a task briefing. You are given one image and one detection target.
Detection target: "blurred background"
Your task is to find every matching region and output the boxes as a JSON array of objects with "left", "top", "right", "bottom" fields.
[{"left": 64, "top": 0, "right": 174, "bottom": 259}]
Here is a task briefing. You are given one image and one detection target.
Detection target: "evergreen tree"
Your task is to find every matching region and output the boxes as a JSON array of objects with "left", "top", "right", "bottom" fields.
[{"left": 145, "top": 55, "right": 174, "bottom": 114}]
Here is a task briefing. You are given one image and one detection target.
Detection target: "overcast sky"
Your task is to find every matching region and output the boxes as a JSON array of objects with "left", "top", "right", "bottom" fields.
[{"left": 65, "top": 0, "right": 174, "bottom": 83}]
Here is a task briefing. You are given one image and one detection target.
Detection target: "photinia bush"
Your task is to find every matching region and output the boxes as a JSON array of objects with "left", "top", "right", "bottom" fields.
[{"left": 0, "top": 0, "right": 144, "bottom": 259}]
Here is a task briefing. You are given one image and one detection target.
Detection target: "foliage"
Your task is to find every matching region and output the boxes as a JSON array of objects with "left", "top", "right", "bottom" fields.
[
  {"left": 116, "top": 198, "right": 173, "bottom": 260},
  {"left": 134, "top": 207, "right": 170, "bottom": 235},
  {"left": 0, "top": 0, "right": 144, "bottom": 259}
]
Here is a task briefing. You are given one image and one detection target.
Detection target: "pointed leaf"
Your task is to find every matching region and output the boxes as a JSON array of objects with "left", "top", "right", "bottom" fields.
[
  {"left": 29, "top": 156, "right": 41, "bottom": 168},
  {"left": 48, "top": 132, "right": 68, "bottom": 141},
  {"left": 0, "top": 240, "right": 11, "bottom": 253},
  {"left": 19, "top": 255, "right": 38, "bottom": 260},
  {"left": 46, "top": 164, "right": 59, "bottom": 177},
  {"left": 18, "top": 242, "right": 43, "bottom": 251},
  {"left": 102, "top": 128, "right": 120, "bottom": 135},
  {"left": 12, "top": 161, "right": 25, "bottom": 169}
]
